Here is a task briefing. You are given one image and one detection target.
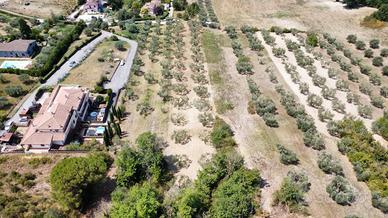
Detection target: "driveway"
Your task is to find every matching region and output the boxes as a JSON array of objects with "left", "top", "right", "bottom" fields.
[
  {"left": 104, "top": 34, "right": 138, "bottom": 93},
  {"left": 4, "top": 31, "right": 137, "bottom": 126}
]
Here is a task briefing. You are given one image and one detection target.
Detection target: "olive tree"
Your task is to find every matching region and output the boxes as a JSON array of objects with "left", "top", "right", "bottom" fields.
[
  {"left": 318, "top": 108, "right": 334, "bottom": 122},
  {"left": 369, "top": 39, "right": 380, "bottom": 49},
  {"left": 371, "top": 96, "right": 385, "bottom": 109},
  {"left": 326, "top": 176, "right": 356, "bottom": 205},
  {"left": 299, "top": 82, "right": 309, "bottom": 95},
  {"left": 307, "top": 94, "right": 323, "bottom": 108},
  {"left": 318, "top": 152, "right": 344, "bottom": 175},
  {"left": 380, "top": 86, "right": 388, "bottom": 98},
  {"left": 358, "top": 104, "right": 372, "bottom": 119},
  {"left": 332, "top": 98, "right": 346, "bottom": 114}
]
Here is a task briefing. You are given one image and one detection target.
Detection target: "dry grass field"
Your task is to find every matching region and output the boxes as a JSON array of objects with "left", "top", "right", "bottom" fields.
[
  {"left": 0, "top": 0, "right": 66, "bottom": 18},
  {"left": 0, "top": 154, "right": 87, "bottom": 216},
  {"left": 62, "top": 40, "right": 129, "bottom": 89},
  {"left": 0, "top": 73, "right": 37, "bottom": 118},
  {"left": 212, "top": 0, "right": 388, "bottom": 46}
]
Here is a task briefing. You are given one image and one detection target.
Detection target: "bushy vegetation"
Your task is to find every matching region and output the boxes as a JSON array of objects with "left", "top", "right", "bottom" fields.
[
  {"left": 4, "top": 85, "right": 25, "bottom": 97},
  {"left": 326, "top": 176, "right": 356, "bottom": 205},
  {"left": 317, "top": 152, "right": 344, "bottom": 176},
  {"left": 115, "top": 132, "right": 165, "bottom": 186},
  {"left": 210, "top": 117, "right": 236, "bottom": 148},
  {"left": 175, "top": 151, "right": 261, "bottom": 217},
  {"left": 276, "top": 144, "right": 299, "bottom": 165},
  {"left": 273, "top": 171, "right": 311, "bottom": 214},
  {"left": 372, "top": 111, "right": 388, "bottom": 140},
  {"left": 111, "top": 182, "right": 162, "bottom": 218},
  {"left": 330, "top": 118, "right": 388, "bottom": 213},
  {"left": 247, "top": 78, "right": 279, "bottom": 127},
  {"left": 172, "top": 130, "right": 191, "bottom": 145}
]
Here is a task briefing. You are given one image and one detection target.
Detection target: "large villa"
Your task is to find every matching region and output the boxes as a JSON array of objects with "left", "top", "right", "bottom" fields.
[{"left": 20, "top": 85, "right": 90, "bottom": 150}]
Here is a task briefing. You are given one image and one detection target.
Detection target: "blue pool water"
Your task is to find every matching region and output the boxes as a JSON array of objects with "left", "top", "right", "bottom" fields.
[{"left": 0, "top": 61, "right": 32, "bottom": 70}]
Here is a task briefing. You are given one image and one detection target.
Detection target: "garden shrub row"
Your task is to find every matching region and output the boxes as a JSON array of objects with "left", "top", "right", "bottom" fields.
[
  {"left": 247, "top": 78, "right": 279, "bottom": 127},
  {"left": 197, "top": 0, "right": 220, "bottom": 28},
  {"left": 224, "top": 26, "right": 254, "bottom": 75},
  {"left": 275, "top": 85, "right": 325, "bottom": 150}
]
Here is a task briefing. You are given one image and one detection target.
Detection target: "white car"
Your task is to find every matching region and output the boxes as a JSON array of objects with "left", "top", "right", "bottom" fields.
[{"left": 69, "top": 61, "right": 77, "bottom": 67}]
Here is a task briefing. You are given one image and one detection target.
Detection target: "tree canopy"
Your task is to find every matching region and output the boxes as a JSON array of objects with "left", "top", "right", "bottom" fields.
[
  {"left": 116, "top": 132, "right": 165, "bottom": 187},
  {"left": 18, "top": 18, "right": 32, "bottom": 39},
  {"left": 50, "top": 153, "right": 112, "bottom": 210},
  {"left": 110, "top": 183, "right": 161, "bottom": 218}
]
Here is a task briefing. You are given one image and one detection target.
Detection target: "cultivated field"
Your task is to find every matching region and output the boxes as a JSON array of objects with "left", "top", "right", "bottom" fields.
[{"left": 119, "top": 20, "right": 216, "bottom": 181}]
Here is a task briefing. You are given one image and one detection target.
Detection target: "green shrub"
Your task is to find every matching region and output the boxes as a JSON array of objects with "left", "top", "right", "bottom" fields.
[
  {"left": 210, "top": 117, "right": 236, "bottom": 148},
  {"left": 346, "top": 34, "right": 357, "bottom": 43},
  {"left": 5, "top": 85, "right": 25, "bottom": 97},
  {"left": 28, "top": 157, "right": 52, "bottom": 167},
  {"left": 116, "top": 132, "right": 165, "bottom": 186},
  {"left": 372, "top": 193, "right": 388, "bottom": 213},
  {"left": 373, "top": 4, "right": 388, "bottom": 22},
  {"left": 276, "top": 144, "right": 299, "bottom": 165},
  {"left": 317, "top": 152, "right": 344, "bottom": 175},
  {"left": 0, "top": 97, "right": 10, "bottom": 109},
  {"left": 370, "top": 39, "right": 380, "bottom": 49},
  {"left": 18, "top": 74, "right": 32, "bottom": 84},
  {"left": 372, "top": 112, "right": 388, "bottom": 140},
  {"left": 334, "top": 118, "right": 388, "bottom": 213},
  {"left": 381, "top": 86, "right": 388, "bottom": 98},
  {"left": 110, "top": 183, "right": 161, "bottom": 218},
  {"left": 372, "top": 56, "right": 384, "bottom": 67},
  {"left": 355, "top": 40, "right": 366, "bottom": 50},
  {"left": 303, "top": 130, "right": 325, "bottom": 150},
  {"left": 210, "top": 168, "right": 261, "bottom": 217},
  {"left": 175, "top": 151, "right": 246, "bottom": 217},
  {"left": 273, "top": 171, "right": 310, "bottom": 214},
  {"left": 381, "top": 48, "right": 388, "bottom": 57},
  {"left": 371, "top": 96, "right": 385, "bottom": 109},
  {"left": 326, "top": 176, "right": 355, "bottom": 205},
  {"left": 382, "top": 66, "right": 388, "bottom": 76},
  {"left": 306, "top": 32, "right": 318, "bottom": 47},
  {"left": 364, "top": 49, "right": 374, "bottom": 58}
]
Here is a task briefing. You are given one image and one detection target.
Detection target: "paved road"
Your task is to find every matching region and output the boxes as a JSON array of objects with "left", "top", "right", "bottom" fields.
[
  {"left": 5, "top": 31, "right": 137, "bottom": 126},
  {"left": 104, "top": 34, "right": 138, "bottom": 93}
]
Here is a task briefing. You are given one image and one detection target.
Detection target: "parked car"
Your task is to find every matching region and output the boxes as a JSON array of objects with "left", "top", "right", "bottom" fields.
[
  {"left": 120, "top": 60, "right": 125, "bottom": 66},
  {"left": 69, "top": 61, "right": 77, "bottom": 67}
]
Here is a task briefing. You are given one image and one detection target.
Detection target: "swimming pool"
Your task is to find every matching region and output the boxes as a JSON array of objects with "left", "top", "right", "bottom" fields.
[{"left": 0, "top": 60, "right": 32, "bottom": 70}]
